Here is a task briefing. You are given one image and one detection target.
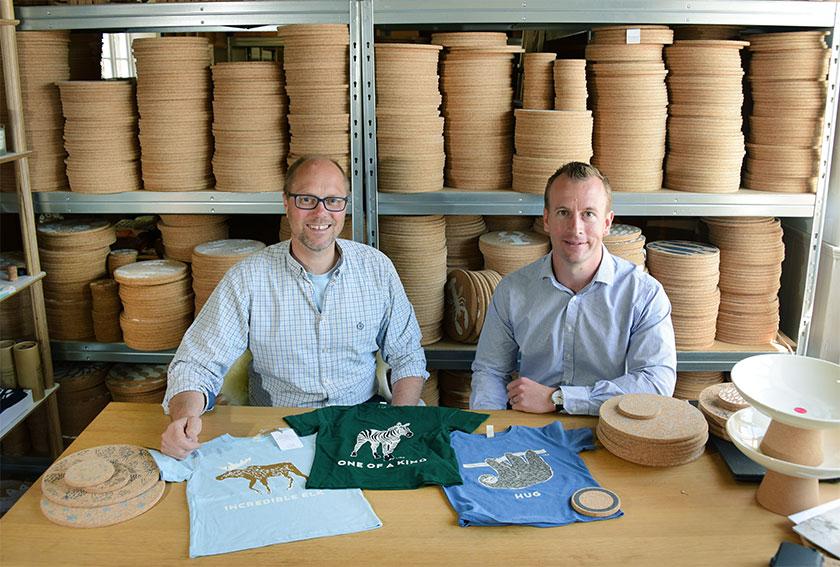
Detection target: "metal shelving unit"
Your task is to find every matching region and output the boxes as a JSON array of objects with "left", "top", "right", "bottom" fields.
[{"left": 361, "top": 0, "right": 840, "bottom": 367}]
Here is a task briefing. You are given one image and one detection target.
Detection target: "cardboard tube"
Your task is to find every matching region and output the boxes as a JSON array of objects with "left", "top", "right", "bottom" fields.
[
  {"left": 0, "top": 339, "right": 16, "bottom": 388},
  {"left": 12, "top": 340, "right": 44, "bottom": 400}
]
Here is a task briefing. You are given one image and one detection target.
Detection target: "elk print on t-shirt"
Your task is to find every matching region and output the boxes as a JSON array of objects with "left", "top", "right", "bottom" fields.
[
  {"left": 216, "top": 462, "right": 308, "bottom": 493},
  {"left": 350, "top": 422, "right": 413, "bottom": 460}
]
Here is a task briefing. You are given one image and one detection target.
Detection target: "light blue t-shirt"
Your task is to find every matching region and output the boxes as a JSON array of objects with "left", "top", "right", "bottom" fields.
[
  {"left": 149, "top": 433, "right": 381, "bottom": 558},
  {"left": 308, "top": 265, "right": 337, "bottom": 312},
  {"left": 442, "top": 421, "right": 623, "bottom": 527}
]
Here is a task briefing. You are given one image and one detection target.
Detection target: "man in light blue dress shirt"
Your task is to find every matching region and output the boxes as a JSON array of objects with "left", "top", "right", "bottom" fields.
[
  {"left": 161, "top": 156, "right": 428, "bottom": 459},
  {"left": 470, "top": 162, "right": 676, "bottom": 416}
]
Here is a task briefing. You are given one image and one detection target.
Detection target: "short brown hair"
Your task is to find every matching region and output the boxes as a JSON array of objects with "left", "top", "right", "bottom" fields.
[
  {"left": 544, "top": 161, "right": 612, "bottom": 211},
  {"left": 284, "top": 155, "right": 350, "bottom": 196}
]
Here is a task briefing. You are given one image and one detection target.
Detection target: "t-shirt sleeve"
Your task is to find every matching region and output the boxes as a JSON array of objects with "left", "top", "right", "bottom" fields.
[
  {"left": 545, "top": 421, "right": 595, "bottom": 452},
  {"left": 148, "top": 448, "right": 197, "bottom": 482},
  {"left": 442, "top": 408, "right": 490, "bottom": 433},
  {"left": 284, "top": 408, "right": 327, "bottom": 436}
]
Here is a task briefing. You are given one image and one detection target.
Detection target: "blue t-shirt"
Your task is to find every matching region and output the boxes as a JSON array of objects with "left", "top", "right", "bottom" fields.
[
  {"left": 149, "top": 433, "right": 381, "bottom": 558},
  {"left": 442, "top": 421, "right": 623, "bottom": 527}
]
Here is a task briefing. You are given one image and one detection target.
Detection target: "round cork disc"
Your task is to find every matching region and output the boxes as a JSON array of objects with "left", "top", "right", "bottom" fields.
[
  {"left": 85, "top": 463, "right": 131, "bottom": 494},
  {"left": 571, "top": 487, "right": 621, "bottom": 517},
  {"left": 113, "top": 259, "right": 188, "bottom": 287},
  {"left": 616, "top": 396, "right": 661, "bottom": 420},
  {"left": 717, "top": 384, "right": 749, "bottom": 412},
  {"left": 40, "top": 480, "right": 165, "bottom": 529},
  {"left": 41, "top": 445, "right": 159, "bottom": 508},
  {"left": 63, "top": 457, "right": 115, "bottom": 489}
]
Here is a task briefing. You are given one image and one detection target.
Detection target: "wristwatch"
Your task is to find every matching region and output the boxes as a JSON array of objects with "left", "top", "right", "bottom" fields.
[{"left": 551, "top": 387, "right": 564, "bottom": 413}]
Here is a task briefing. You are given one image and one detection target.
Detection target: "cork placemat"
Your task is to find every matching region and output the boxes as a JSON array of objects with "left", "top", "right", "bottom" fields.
[{"left": 41, "top": 481, "right": 164, "bottom": 528}]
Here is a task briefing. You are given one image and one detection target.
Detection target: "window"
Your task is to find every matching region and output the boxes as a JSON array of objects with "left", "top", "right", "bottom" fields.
[{"left": 101, "top": 32, "right": 157, "bottom": 79}]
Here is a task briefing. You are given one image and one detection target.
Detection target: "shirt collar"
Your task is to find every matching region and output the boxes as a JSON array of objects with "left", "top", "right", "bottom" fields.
[
  {"left": 540, "top": 245, "right": 616, "bottom": 289},
  {"left": 282, "top": 239, "right": 345, "bottom": 279}
]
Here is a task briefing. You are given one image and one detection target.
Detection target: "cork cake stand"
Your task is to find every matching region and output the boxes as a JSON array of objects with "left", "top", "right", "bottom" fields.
[{"left": 727, "top": 354, "right": 840, "bottom": 515}]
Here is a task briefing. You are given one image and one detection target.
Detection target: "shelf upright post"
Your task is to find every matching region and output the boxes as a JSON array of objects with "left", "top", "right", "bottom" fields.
[
  {"left": 0, "top": 0, "right": 63, "bottom": 457},
  {"left": 797, "top": 12, "right": 840, "bottom": 355},
  {"left": 350, "top": 0, "right": 367, "bottom": 243},
  {"left": 358, "top": 0, "right": 379, "bottom": 247}
]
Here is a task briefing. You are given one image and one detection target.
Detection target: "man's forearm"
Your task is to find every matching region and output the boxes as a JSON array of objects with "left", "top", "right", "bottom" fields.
[
  {"left": 390, "top": 376, "right": 424, "bottom": 406},
  {"left": 168, "top": 390, "right": 206, "bottom": 421}
]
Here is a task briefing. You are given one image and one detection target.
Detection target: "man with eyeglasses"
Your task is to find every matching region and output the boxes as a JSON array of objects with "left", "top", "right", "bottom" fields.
[{"left": 160, "top": 156, "right": 427, "bottom": 459}]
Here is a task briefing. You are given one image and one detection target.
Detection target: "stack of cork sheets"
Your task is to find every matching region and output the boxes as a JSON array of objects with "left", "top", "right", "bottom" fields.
[
  {"left": 604, "top": 224, "right": 646, "bottom": 268},
  {"left": 553, "top": 59, "right": 587, "bottom": 111},
  {"left": 698, "top": 382, "right": 750, "bottom": 440},
  {"left": 521, "top": 52, "right": 556, "bottom": 110},
  {"left": 597, "top": 393, "right": 709, "bottom": 467},
  {"left": 445, "top": 216, "right": 487, "bottom": 271},
  {"left": 438, "top": 370, "right": 472, "bottom": 409},
  {"left": 673, "top": 371, "right": 725, "bottom": 401},
  {"left": 105, "top": 363, "right": 169, "bottom": 404},
  {"left": 191, "top": 239, "right": 266, "bottom": 314},
  {"left": 157, "top": 214, "right": 229, "bottom": 263},
  {"left": 479, "top": 230, "right": 550, "bottom": 276}
]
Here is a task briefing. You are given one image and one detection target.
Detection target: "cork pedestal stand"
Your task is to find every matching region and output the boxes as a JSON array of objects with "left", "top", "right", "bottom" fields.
[{"left": 728, "top": 354, "right": 840, "bottom": 516}]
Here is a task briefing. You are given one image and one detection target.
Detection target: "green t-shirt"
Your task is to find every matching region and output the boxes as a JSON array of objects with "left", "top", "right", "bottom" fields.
[{"left": 284, "top": 404, "right": 489, "bottom": 490}]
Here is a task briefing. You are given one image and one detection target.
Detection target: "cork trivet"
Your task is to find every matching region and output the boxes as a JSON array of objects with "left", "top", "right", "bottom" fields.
[
  {"left": 616, "top": 396, "right": 661, "bottom": 420},
  {"left": 41, "top": 445, "right": 159, "bottom": 508},
  {"left": 63, "top": 457, "right": 115, "bottom": 489},
  {"left": 41, "top": 480, "right": 164, "bottom": 529},
  {"left": 599, "top": 394, "right": 708, "bottom": 444},
  {"left": 570, "top": 487, "right": 621, "bottom": 517},
  {"left": 716, "top": 384, "right": 750, "bottom": 412}
]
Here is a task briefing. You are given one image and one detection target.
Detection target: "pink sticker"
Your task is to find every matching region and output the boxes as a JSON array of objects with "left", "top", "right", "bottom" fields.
[{"left": 794, "top": 407, "right": 807, "bottom": 414}]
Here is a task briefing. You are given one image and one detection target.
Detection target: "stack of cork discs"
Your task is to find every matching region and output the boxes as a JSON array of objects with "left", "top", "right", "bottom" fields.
[
  {"left": 279, "top": 215, "right": 353, "bottom": 241},
  {"left": 375, "top": 43, "right": 444, "bottom": 193},
  {"left": 212, "top": 62, "right": 287, "bottom": 192},
  {"left": 664, "top": 40, "right": 748, "bottom": 193},
  {"left": 604, "top": 224, "right": 646, "bottom": 268},
  {"left": 89, "top": 279, "right": 122, "bottom": 343},
  {"left": 438, "top": 370, "right": 472, "bottom": 409},
  {"left": 673, "top": 371, "right": 725, "bottom": 401},
  {"left": 512, "top": 109, "right": 593, "bottom": 195},
  {"left": 554, "top": 59, "right": 588, "bottom": 111},
  {"left": 703, "top": 217, "right": 783, "bottom": 344},
  {"left": 645, "top": 240, "right": 720, "bottom": 350},
  {"left": 444, "top": 268, "right": 502, "bottom": 344},
  {"left": 133, "top": 37, "right": 213, "bottom": 192},
  {"left": 157, "top": 214, "right": 229, "bottom": 263},
  {"left": 484, "top": 215, "right": 534, "bottom": 233},
  {"left": 191, "top": 239, "right": 266, "bottom": 314},
  {"left": 744, "top": 31, "right": 829, "bottom": 194},
  {"left": 479, "top": 231, "right": 550, "bottom": 276},
  {"left": 40, "top": 445, "right": 163, "bottom": 528},
  {"left": 105, "top": 363, "right": 168, "bottom": 403},
  {"left": 531, "top": 217, "right": 548, "bottom": 237},
  {"left": 58, "top": 81, "right": 141, "bottom": 194},
  {"left": 114, "top": 260, "right": 193, "bottom": 351},
  {"left": 378, "top": 216, "right": 447, "bottom": 345},
  {"left": 434, "top": 32, "right": 523, "bottom": 190},
  {"left": 53, "top": 362, "right": 111, "bottom": 441},
  {"left": 698, "top": 382, "right": 749, "bottom": 440},
  {"left": 597, "top": 393, "right": 708, "bottom": 467},
  {"left": 587, "top": 25, "right": 672, "bottom": 192},
  {"left": 107, "top": 249, "right": 138, "bottom": 276},
  {"left": 280, "top": 24, "right": 351, "bottom": 174},
  {"left": 445, "top": 216, "right": 487, "bottom": 270},
  {"left": 421, "top": 370, "right": 439, "bottom": 406},
  {"left": 38, "top": 219, "right": 115, "bottom": 341},
  {"left": 522, "top": 52, "right": 556, "bottom": 110},
  {"left": 0, "top": 31, "right": 70, "bottom": 193}
]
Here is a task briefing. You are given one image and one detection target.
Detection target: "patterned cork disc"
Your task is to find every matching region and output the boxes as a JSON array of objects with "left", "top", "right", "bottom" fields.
[
  {"left": 571, "top": 487, "right": 621, "bottom": 517},
  {"left": 41, "top": 480, "right": 164, "bottom": 528},
  {"left": 717, "top": 384, "right": 749, "bottom": 412},
  {"left": 63, "top": 457, "right": 115, "bottom": 489},
  {"left": 41, "top": 445, "right": 159, "bottom": 508}
]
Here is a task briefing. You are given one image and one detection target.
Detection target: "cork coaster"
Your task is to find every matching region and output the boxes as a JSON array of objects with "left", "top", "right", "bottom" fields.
[
  {"left": 41, "top": 480, "right": 164, "bottom": 529},
  {"left": 41, "top": 445, "right": 159, "bottom": 508},
  {"left": 85, "top": 463, "right": 131, "bottom": 494},
  {"left": 616, "top": 396, "right": 661, "bottom": 420},
  {"left": 63, "top": 457, "right": 115, "bottom": 489},
  {"left": 717, "top": 384, "right": 749, "bottom": 412},
  {"left": 571, "top": 487, "right": 621, "bottom": 517}
]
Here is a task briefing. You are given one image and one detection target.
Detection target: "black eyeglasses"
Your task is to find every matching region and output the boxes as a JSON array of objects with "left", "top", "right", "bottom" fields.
[{"left": 287, "top": 193, "right": 350, "bottom": 212}]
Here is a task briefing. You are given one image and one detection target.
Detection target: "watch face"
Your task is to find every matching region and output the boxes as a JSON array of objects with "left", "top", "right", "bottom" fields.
[{"left": 551, "top": 389, "right": 563, "bottom": 405}]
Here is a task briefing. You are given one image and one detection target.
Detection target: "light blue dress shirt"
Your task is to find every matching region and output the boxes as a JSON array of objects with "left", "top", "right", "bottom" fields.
[
  {"left": 164, "top": 239, "right": 428, "bottom": 411},
  {"left": 470, "top": 248, "right": 676, "bottom": 415}
]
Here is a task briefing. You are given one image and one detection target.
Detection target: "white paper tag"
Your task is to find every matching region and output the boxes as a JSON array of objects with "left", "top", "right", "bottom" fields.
[
  {"left": 626, "top": 28, "right": 641, "bottom": 44},
  {"left": 486, "top": 425, "right": 494, "bottom": 438},
  {"left": 271, "top": 428, "right": 303, "bottom": 450}
]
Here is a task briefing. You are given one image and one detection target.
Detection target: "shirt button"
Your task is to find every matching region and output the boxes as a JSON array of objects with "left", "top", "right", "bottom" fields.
[
  {"left": 566, "top": 325, "right": 572, "bottom": 332},
  {"left": 564, "top": 353, "right": 571, "bottom": 360}
]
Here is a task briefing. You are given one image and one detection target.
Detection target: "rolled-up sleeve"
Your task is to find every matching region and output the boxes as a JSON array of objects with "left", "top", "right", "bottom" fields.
[
  {"left": 470, "top": 283, "right": 519, "bottom": 410},
  {"left": 378, "top": 264, "right": 429, "bottom": 384},
  {"left": 163, "top": 267, "right": 251, "bottom": 414}
]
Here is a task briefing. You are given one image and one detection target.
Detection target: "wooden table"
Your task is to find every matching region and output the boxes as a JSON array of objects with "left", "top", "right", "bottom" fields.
[{"left": 2, "top": 402, "right": 836, "bottom": 566}]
